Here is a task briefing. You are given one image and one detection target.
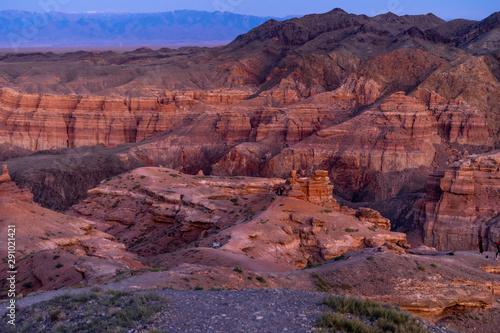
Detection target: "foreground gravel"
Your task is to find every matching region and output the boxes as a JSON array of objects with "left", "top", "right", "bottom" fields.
[
  {"left": 132, "top": 289, "right": 326, "bottom": 333},
  {"left": 2, "top": 287, "right": 453, "bottom": 333}
]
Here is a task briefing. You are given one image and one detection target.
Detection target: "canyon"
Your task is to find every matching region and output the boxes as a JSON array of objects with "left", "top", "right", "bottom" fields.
[
  {"left": 2, "top": 165, "right": 499, "bottom": 323},
  {"left": 1, "top": 8, "right": 500, "bottom": 331}
]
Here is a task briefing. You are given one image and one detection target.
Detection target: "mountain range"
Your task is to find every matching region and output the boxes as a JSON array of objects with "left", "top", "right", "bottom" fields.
[{"left": 0, "top": 10, "right": 289, "bottom": 49}]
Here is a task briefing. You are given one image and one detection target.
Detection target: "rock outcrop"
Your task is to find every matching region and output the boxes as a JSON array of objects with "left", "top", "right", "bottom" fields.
[
  {"left": 416, "top": 151, "right": 500, "bottom": 250},
  {"left": 0, "top": 164, "right": 10, "bottom": 183},
  {"left": 71, "top": 167, "right": 407, "bottom": 269},
  {"left": 281, "top": 170, "right": 339, "bottom": 209},
  {"left": 0, "top": 164, "right": 33, "bottom": 202}
]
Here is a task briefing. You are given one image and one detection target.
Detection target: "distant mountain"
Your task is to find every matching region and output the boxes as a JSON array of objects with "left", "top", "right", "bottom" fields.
[{"left": 0, "top": 10, "right": 286, "bottom": 49}]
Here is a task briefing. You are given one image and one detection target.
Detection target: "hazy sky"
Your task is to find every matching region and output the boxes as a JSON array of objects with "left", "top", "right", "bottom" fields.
[{"left": 1, "top": 0, "right": 498, "bottom": 20}]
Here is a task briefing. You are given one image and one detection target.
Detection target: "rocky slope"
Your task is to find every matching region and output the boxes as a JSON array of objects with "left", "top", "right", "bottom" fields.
[{"left": 0, "top": 165, "right": 144, "bottom": 296}]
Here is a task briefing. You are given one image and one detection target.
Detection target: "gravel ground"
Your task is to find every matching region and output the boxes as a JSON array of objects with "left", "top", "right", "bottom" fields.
[
  {"left": 132, "top": 289, "right": 326, "bottom": 333},
  {"left": 1, "top": 287, "right": 455, "bottom": 333}
]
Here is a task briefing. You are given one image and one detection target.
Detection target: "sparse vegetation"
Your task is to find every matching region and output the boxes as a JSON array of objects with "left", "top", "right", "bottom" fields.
[
  {"left": 256, "top": 277, "right": 266, "bottom": 283},
  {"left": 55, "top": 263, "right": 64, "bottom": 268},
  {"left": 417, "top": 265, "right": 426, "bottom": 271},
  {"left": 233, "top": 267, "right": 243, "bottom": 273},
  {"left": 305, "top": 262, "right": 323, "bottom": 269},
  {"left": 132, "top": 185, "right": 141, "bottom": 190},
  {"left": 366, "top": 256, "right": 375, "bottom": 261},
  {"left": 6, "top": 290, "right": 170, "bottom": 333},
  {"left": 317, "top": 295, "right": 429, "bottom": 333},
  {"left": 149, "top": 267, "right": 162, "bottom": 272},
  {"left": 334, "top": 254, "right": 346, "bottom": 261},
  {"left": 247, "top": 276, "right": 254, "bottom": 280},
  {"left": 53, "top": 255, "right": 60, "bottom": 260},
  {"left": 211, "top": 286, "right": 227, "bottom": 291},
  {"left": 431, "top": 264, "right": 438, "bottom": 268},
  {"left": 345, "top": 228, "right": 359, "bottom": 233},
  {"left": 312, "top": 273, "right": 352, "bottom": 292},
  {"left": 194, "top": 285, "right": 204, "bottom": 290}
]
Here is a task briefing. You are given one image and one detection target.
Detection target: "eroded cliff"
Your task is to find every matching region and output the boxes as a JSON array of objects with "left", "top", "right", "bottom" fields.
[{"left": 416, "top": 151, "right": 500, "bottom": 250}]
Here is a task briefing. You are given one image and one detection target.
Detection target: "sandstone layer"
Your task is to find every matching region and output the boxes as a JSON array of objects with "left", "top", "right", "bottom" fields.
[{"left": 416, "top": 151, "right": 500, "bottom": 251}]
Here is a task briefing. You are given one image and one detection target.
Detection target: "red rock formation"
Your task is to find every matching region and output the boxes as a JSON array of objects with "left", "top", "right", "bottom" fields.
[
  {"left": 0, "top": 88, "right": 251, "bottom": 151},
  {"left": 216, "top": 111, "right": 252, "bottom": 141},
  {"left": 281, "top": 170, "right": 339, "bottom": 209},
  {"left": 71, "top": 167, "right": 406, "bottom": 269},
  {"left": 0, "top": 171, "right": 143, "bottom": 295},
  {"left": 0, "top": 164, "right": 33, "bottom": 202},
  {"left": 262, "top": 92, "right": 441, "bottom": 201},
  {"left": 417, "top": 151, "right": 500, "bottom": 251},
  {"left": 416, "top": 89, "right": 493, "bottom": 146},
  {"left": 0, "top": 164, "right": 10, "bottom": 183},
  {"left": 356, "top": 208, "right": 391, "bottom": 231}
]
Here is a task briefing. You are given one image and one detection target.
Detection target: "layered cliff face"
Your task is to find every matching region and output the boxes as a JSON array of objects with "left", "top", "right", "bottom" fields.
[
  {"left": 416, "top": 151, "right": 500, "bottom": 250},
  {"left": 258, "top": 90, "right": 492, "bottom": 202},
  {"left": 0, "top": 87, "right": 251, "bottom": 151},
  {"left": 2, "top": 87, "right": 494, "bottom": 210}
]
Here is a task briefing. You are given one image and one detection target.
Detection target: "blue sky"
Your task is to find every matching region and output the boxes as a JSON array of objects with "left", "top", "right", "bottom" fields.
[{"left": 1, "top": 0, "right": 498, "bottom": 20}]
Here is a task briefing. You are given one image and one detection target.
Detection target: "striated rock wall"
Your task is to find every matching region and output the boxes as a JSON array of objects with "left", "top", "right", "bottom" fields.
[
  {"left": 260, "top": 90, "right": 493, "bottom": 202},
  {"left": 0, "top": 87, "right": 250, "bottom": 151},
  {"left": 261, "top": 92, "right": 441, "bottom": 201},
  {"left": 416, "top": 151, "right": 500, "bottom": 251}
]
